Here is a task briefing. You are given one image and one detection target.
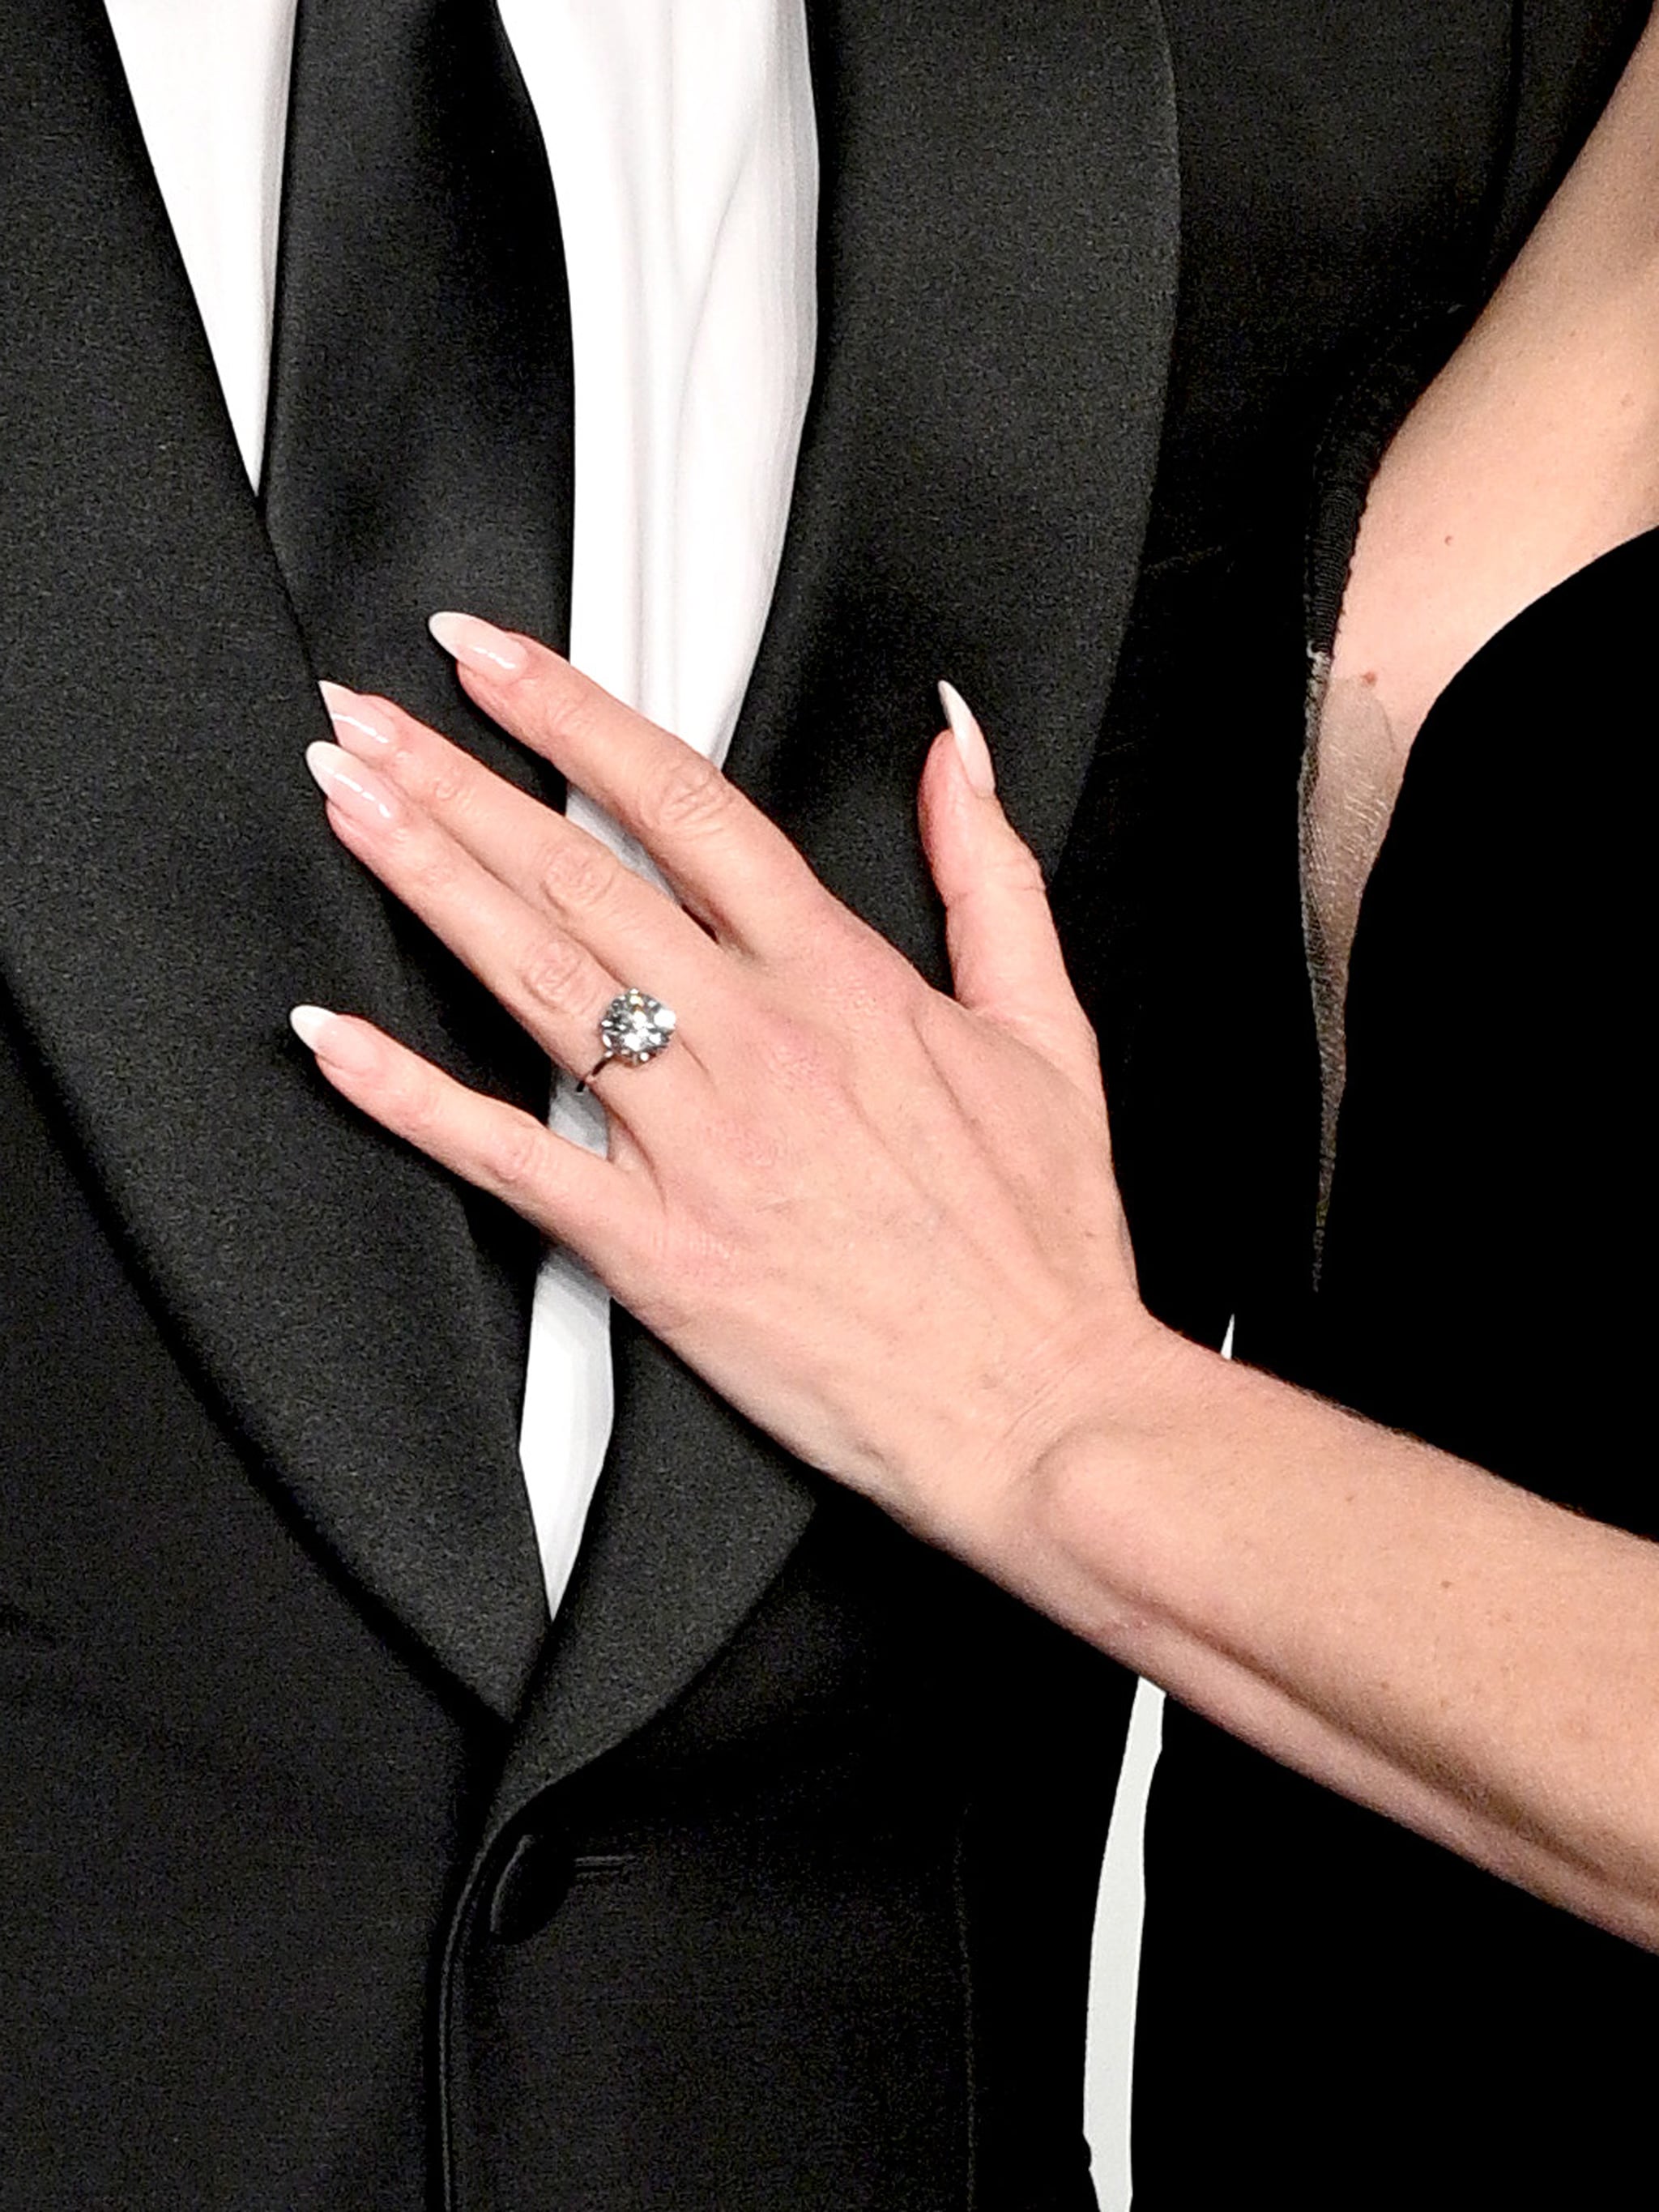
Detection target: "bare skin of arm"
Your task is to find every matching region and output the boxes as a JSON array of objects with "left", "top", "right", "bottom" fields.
[
  {"left": 291, "top": 629, "right": 1659, "bottom": 1957},
  {"left": 279, "top": 9, "right": 1659, "bottom": 1959},
  {"left": 1009, "top": 1335, "right": 1659, "bottom": 1951}
]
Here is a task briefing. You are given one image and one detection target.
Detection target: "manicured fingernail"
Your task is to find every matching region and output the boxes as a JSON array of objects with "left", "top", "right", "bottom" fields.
[
  {"left": 319, "top": 680, "right": 397, "bottom": 755},
  {"left": 305, "top": 740, "right": 397, "bottom": 824},
  {"left": 429, "top": 610, "right": 529, "bottom": 679},
  {"left": 290, "top": 1004, "right": 380, "bottom": 1074},
  {"left": 938, "top": 680, "right": 996, "bottom": 797}
]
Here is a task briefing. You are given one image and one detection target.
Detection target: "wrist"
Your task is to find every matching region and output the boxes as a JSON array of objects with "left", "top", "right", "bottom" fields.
[
  {"left": 914, "top": 1302, "right": 1200, "bottom": 1612},
  {"left": 981, "top": 1316, "right": 1230, "bottom": 1646}
]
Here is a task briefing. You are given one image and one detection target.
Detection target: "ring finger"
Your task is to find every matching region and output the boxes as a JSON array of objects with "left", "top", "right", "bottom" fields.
[
  {"left": 320, "top": 683, "right": 727, "bottom": 1017},
  {"left": 305, "top": 740, "right": 702, "bottom": 1117}
]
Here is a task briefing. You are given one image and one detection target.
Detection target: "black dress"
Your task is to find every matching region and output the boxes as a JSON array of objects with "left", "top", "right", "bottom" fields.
[
  {"left": 1137, "top": 526, "right": 1659, "bottom": 2205},
  {"left": 1056, "top": 0, "right": 1647, "bottom": 1359}
]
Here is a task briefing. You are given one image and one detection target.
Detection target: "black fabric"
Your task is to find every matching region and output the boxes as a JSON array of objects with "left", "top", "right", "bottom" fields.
[
  {"left": 0, "top": 0, "right": 550, "bottom": 1718},
  {"left": 1056, "top": 0, "right": 1520, "bottom": 1358},
  {"left": 1, "top": 1, "right": 1158, "bottom": 2201},
  {"left": 264, "top": 0, "right": 578, "bottom": 1365},
  {"left": 1319, "top": 533, "right": 1655, "bottom": 1520},
  {"left": 1137, "top": 526, "right": 1659, "bottom": 2208},
  {"left": 472, "top": 0, "right": 1180, "bottom": 1835},
  {"left": 0, "top": 0, "right": 1639, "bottom": 2204},
  {"left": 729, "top": 0, "right": 1179, "bottom": 946},
  {"left": 1128, "top": 6, "right": 1655, "bottom": 2202},
  {"left": 1485, "top": 0, "right": 1656, "bottom": 279},
  {"left": 0, "top": 956, "right": 1124, "bottom": 2206},
  {"left": 1144, "top": 0, "right": 1519, "bottom": 569},
  {"left": 447, "top": 1504, "right": 1123, "bottom": 2212},
  {"left": 441, "top": 6, "right": 1182, "bottom": 2193},
  {"left": 0, "top": 983, "right": 493, "bottom": 2209},
  {"left": 264, "top": 0, "right": 574, "bottom": 757}
]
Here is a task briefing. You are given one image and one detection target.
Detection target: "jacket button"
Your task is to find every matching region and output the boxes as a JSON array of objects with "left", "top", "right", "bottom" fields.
[{"left": 487, "top": 1829, "right": 571, "bottom": 1944}]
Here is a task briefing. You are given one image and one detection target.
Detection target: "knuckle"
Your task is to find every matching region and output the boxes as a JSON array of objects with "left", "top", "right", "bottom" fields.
[
  {"left": 847, "top": 940, "right": 919, "bottom": 1021},
  {"left": 636, "top": 1217, "right": 736, "bottom": 1335},
  {"left": 766, "top": 888, "right": 857, "bottom": 970},
  {"left": 642, "top": 750, "right": 727, "bottom": 840},
  {"left": 795, "top": 925, "right": 916, "bottom": 1027},
  {"left": 420, "top": 757, "right": 471, "bottom": 814},
  {"left": 393, "top": 1059, "right": 449, "bottom": 1143},
  {"left": 483, "top": 1114, "right": 548, "bottom": 1199},
  {"left": 536, "top": 833, "right": 618, "bottom": 917},
  {"left": 401, "top": 825, "right": 458, "bottom": 898},
  {"left": 679, "top": 1219, "right": 741, "bottom": 1298},
  {"left": 994, "top": 835, "right": 1048, "bottom": 898},
  {"left": 518, "top": 931, "right": 591, "bottom": 1015},
  {"left": 912, "top": 987, "right": 967, "bottom": 1054},
  {"left": 543, "top": 669, "right": 608, "bottom": 749}
]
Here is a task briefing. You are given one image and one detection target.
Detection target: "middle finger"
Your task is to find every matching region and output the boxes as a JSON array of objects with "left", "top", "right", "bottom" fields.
[
  {"left": 305, "top": 739, "right": 706, "bottom": 1110},
  {"left": 320, "top": 682, "right": 723, "bottom": 1013}
]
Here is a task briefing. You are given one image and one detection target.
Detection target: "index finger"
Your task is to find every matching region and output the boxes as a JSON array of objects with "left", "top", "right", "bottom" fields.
[{"left": 429, "top": 612, "right": 835, "bottom": 961}]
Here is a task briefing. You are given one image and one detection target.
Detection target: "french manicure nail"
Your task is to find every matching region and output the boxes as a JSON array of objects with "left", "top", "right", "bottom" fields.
[
  {"left": 319, "top": 681, "right": 398, "bottom": 756},
  {"left": 290, "top": 1004, "right": 379, "bottom": 1074},
  {"left": 289, "top": 1004, "right": 335, "bottom": 1052},
  {"left": 305, "top": 740, "right": 397, "bottom": 823},
  {"left": 429, "top": 610, "right": 530, "bottom": 679},
  {"left": 938, "top": 680, "right": 996, "bottom": 797}
]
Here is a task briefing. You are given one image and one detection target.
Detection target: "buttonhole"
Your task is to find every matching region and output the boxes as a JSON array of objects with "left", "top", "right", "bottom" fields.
[
  {"left": 488, "top": 1834, "right": 633, "bottom": 1943},
  {"left": 570, "top": 1852, "right": 631, "bottom": 1881}
]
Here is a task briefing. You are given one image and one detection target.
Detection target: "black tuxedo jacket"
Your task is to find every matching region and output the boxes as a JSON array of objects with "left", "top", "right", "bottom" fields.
[
  {"left": 1, "top": 1, "right": 1635, "bottom": 2206},
  {"left": 0, "top": 3, "right": 1170, "bottom": 2206}
]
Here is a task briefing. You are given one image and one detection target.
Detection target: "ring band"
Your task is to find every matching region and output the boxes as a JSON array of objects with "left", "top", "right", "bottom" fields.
[{"left": 582, "top": 987, "right": 677, "bottom": 1086}]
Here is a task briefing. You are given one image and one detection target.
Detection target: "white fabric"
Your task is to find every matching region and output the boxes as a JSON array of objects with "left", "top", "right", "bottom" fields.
[{"left": 103, "top": 0, "right": 819, "bottom": 1615}]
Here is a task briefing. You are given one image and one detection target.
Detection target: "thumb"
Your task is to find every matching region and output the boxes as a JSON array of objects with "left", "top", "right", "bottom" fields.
[{"left": 919, "top": 682, "right": 1098, "bottom": 1083}]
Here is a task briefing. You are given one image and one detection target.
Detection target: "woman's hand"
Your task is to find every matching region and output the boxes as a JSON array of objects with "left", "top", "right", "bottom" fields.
[
  {"left": 292, "top": 614, "right": 1659, "bottom": 1949},
  {"left": 293, "top": 614, "right": 1154, "bottom": 1558}
]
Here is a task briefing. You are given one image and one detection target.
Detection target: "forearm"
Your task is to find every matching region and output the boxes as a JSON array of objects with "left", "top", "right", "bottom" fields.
[
  {"left": 296, "top": 621, "right": 1659, "bottom": 1948},
  {"left": 975, "top": 1329, "right": 1659, "bottom": 1949}
]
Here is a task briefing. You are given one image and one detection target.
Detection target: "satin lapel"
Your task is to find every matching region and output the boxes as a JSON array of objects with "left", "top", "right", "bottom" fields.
[
  {"left": 496, "top": 0, "right": 1178, "bottom": 1805},
  {"left": 734, "top": 0, "right": 1181, "bottom": 959},
  {"left": 0, "top": 0, "right": 545, "bottom": 1718}
]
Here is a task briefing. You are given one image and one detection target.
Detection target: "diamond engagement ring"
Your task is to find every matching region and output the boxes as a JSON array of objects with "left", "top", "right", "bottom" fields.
[{"left": 583, "top": 987, "right": 677, "bottom": 1085}]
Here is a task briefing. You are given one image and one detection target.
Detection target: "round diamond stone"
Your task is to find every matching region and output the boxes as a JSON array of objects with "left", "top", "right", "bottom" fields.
[{"left": 599, "top": 987, "right": 676, "bottom": 1067}]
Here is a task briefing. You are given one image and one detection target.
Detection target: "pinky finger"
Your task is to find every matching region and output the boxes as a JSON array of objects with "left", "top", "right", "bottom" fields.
[{"left": 288, "top": 1004, "right": 633, "bottom": 1259}]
